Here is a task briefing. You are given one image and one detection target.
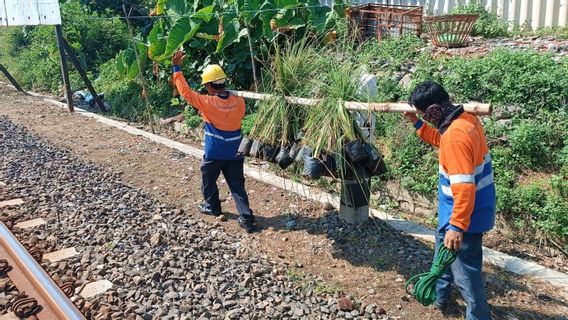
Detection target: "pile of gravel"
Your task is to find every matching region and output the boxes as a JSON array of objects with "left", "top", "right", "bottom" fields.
[{"left": 0, "top": 117, "right": 398, "bottom": 320}]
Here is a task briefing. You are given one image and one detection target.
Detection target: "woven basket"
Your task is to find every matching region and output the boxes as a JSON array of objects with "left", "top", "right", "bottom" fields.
[
  {"left": 347, "top": 4, "right": 423, "bottom": 41},
  {"left": 424, "top": 14, "right": 478, "bottom": 48}
]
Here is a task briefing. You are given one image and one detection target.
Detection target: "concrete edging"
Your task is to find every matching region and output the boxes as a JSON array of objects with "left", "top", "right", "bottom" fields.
[{"left": 14, "top": 92, "right": 568, "bottom": 294}]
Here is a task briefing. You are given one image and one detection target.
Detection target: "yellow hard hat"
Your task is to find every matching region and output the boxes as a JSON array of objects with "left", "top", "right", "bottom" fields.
[{"left": 201, "top": 64, "right": 226, "bottom": 85}]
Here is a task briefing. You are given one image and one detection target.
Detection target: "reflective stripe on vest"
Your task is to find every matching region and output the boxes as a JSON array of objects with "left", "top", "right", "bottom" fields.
[
  {"left": 204, "top": 131, "right": 242, "bottom": 142},
  {"left": 439, "top": 153, "right": 494, "bottom": 198}
]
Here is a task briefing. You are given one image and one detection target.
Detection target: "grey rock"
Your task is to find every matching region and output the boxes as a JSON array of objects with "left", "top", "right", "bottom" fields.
[
  {"left": 223, "top": 300, "right": 237, "bottom": 309},
  {"left": 150, "top": 233, "right": 162, "bottom": 246},
  {"left": 398, "top": 73, "right": 412, "bottom": 89}
]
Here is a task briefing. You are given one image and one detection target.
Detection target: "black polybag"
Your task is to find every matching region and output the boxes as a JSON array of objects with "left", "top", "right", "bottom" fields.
[
  {"left": 237, "top": 137, "right": 253, "bottom": 157},
  {"left": 363, "top": 143, "right": 387, "bottom": 176},
  {"left": 250, "top": 140, "right": 265, "bottom": 159},
  {"left": 295, "top": 145, "right": 313, "bottom": 163},
  {"left": 321, "top": 153, "right": 338, "bottom": 177},
  {"left": 288, "top": 142, "right": 301, "bottom": 161},
  {"left": 344, "top": 140, "right": 368, "bottom": 162},
  {"left": 263, "top": 145, "right": 280, "bottom": 162},
  {"left": 275, "top": 146, "right": 294, "bottom": 169},
  {"left": 302, "top": 156, "right": 325, "bottom": 180}
]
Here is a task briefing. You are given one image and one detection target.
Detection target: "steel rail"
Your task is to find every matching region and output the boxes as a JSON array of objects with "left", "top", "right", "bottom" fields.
[{"left": 0, "top": 222, "right": 85, "bottom": 320}]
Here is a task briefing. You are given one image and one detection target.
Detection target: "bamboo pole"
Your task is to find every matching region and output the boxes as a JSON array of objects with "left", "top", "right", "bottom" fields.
[{"left": 229, "top": 90, "right": 493, "bottom": 116}]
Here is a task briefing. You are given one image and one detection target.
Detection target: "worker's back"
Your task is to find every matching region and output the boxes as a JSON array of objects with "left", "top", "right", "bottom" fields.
[
  {"left": 197, "top": 94, "right": 246, "bottom": 132},
  {"left": 438, "top": 112, "right": 496, "bottom": 233},
  {"left": 173, "top": 72, "right": 245, "bottom": 160}
]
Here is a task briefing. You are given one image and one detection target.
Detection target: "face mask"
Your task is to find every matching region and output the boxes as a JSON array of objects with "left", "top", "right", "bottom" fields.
[{"left": 423, "top": 104, "right": 444, "bottom": 128}]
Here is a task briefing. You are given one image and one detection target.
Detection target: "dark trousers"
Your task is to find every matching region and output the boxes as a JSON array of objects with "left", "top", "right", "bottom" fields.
[
  {"left": 435, "top": 231, "right": 491, "bottom": 320},
  {"left": 201, "top": 158, "right": 253, "bottom": 219}
]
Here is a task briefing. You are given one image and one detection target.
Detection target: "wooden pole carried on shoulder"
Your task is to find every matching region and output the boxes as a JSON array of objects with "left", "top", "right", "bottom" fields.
[{"left": 229, "top": 90, "right": 492, "bottom": 116}]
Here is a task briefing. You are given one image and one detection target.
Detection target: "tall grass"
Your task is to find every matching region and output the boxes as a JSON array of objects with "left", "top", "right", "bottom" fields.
[
  {"left": 303, "top": 63, "right": 363, "bottom": 155},
  {"left": 249, "top": 39, "right": 320, "bottom": 145}
]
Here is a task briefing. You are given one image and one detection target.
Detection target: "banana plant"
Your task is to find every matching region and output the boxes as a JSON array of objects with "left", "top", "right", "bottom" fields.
[
  {"left": 115, "top": 37, "right": 148, "bottom": 81},
  {"left": 117, "top": 0, "right": 341, "bottom": 86}
]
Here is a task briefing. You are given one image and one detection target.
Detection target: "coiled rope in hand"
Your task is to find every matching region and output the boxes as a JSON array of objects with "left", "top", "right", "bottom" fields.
[{"left": 405, "top": 245, "right": 457, "bottom": 306}]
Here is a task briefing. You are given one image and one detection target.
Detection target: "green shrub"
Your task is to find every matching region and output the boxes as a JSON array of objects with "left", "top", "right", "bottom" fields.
[
  {"left": 490, "top": 147, "right": 517, "bottom": 186},
  {"left": 559, "top": 136, "right": 568, "bottom": 170},
  {"left": 82, "top": 0, "right": 154, "bottom": 18},
  {"left": 535, "top": 26, "right": 568, "bottom": 40},
  {"left": 181, "top": 106, "right": 202, "bottom": 129},
  {"left": 95, "top": 59, "right": 145, "bottom": 120},
  {"left": 374, "top": 113, "right": 402, "bottom": 139},
  {"left": 146, "top": 80, "right": 177, "bottom": 118},
  {"left": 374, "top": 76, "right": 404, "bottom": 103},
  {"left": 96, "top": 58, "right": 179, "bottom": 121},
  {"left": 0, "top": 0, "right": 129, "bottom": 92},
  {"left": 185, "top": 115, "right": 202, "bottom": 129},
  {"left": 61, "top": 1, "right": 129, "bottom": 71},
  {"left": 452, "top": 2, "right": 510, "bottom": 38},
  {"left": 384, "top": 123, "right": 438, "bottom": 195},
  {"left": 508, "top": 118, "right": 564, "bottom": 171},
  {"left": 534, "top": 193, "right": 568, "bottom": 244},
  {"left": 0, "top": 26, "right": 81, "bottom": 92},
  {"left": 502, "top": 181, "right": 568, "bottom": 245},
  {"left": 442, "top": 49, "right": 568, "bottom": 113},
  {"left": 407, "top": 52, "right": 443, "bottom": 93},
  {"left": 359, "top": 36, "right": 425, "bottom": 72},
  {"left": 105, "top": 82, "right": 146, "bottom": 120},
  {"left": 551, "top": 175, "right": 568, "bottom": 199},
  {"left": 241, "top": 114, "right": 257, "bottom": 136}
]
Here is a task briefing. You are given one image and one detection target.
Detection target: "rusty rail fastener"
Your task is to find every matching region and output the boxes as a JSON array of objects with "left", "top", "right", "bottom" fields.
[
  {"left": 0, "top": 258, "right": 13, "bottom": 275},
  {"left": 28, "top": 248, "right": 43, "bottom": 262},
  {"left": 60, "top": 282, "right": 76, "bottom": 298},
  {"left": 11, "top": 292, "right": 43, "bottom": 318}
]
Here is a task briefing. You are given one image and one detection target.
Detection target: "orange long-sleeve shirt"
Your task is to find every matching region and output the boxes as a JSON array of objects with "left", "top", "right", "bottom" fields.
[
  {"left": 415, "top": 111, "right": 496, "bottom": 233},
  {"left": 173, "top": 71, "right": 245, "bottom": 160},
  {"left": 173, "top": 72, "right": 245, "bottom": 131}
]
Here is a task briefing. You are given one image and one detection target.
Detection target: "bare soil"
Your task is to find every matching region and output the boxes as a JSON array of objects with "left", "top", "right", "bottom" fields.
[{"left": 1, "top": 84, "right": 567, "bottom": 319}]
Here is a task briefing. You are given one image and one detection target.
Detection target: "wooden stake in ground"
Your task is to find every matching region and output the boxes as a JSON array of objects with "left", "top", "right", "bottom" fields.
[
  {"left": 0, "top": 64, "right": 25, "bottom": 93},
  {"left": 123, "top": 3, "right": 155, "bottom": 133},
  {"left": 246, "top": 27, "right": 260, "bottom": 91},
  {"left": 61, "top": 39, "right": 107, "bottom": 112},
  {"left": 54, "top": 25, "right": 74, "bottom": 112}
]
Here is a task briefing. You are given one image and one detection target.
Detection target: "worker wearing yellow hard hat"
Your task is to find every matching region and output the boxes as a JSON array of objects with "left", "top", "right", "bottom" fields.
[
  {"left": 200, "top": 64, "right": 227, "bottom": 85},
  {"left": 171, "top": 50, "right": 256, "bottom": 233}
]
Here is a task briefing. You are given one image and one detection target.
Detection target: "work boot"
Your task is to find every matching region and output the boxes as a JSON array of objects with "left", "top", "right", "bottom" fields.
[
  {"left": 198, "top": 202, "right": 221, "bottom": 217},
  {"left": 238, "top": 215, "right": 255, "bottom": 233}
]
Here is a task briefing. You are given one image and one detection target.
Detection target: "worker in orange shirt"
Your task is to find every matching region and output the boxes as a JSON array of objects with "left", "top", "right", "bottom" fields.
[
  {"left": 172, "top": 50, "right": 255, "bottom": 233},
  {"left": 404, "top": 81, "right": 495, "bottom": 320}
]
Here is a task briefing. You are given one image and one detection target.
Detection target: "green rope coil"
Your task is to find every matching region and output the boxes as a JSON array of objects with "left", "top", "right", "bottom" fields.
[{"left": 405, "top": 245, "right": 458, "bottom": 306}]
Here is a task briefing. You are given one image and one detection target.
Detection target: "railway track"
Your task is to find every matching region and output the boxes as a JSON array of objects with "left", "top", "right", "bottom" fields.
[{"left": 0, "top": 220, "right": 85, "bottom": 320}]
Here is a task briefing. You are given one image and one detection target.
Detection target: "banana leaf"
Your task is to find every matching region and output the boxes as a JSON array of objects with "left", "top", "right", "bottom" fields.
[
  {"left": 216, "top": 14, "right": 241, "bottom": 53},
  {"left": 162, "top": 17, "right": 201, "bottom": 58},
  {"left": 148, "top": 21, "right": 167, "bottom": 60}
]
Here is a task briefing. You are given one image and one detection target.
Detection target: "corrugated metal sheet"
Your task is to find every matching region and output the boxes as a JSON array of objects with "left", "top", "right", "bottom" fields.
[{"left": 329, "top": 0, "right": 568, "bottom": 29}]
